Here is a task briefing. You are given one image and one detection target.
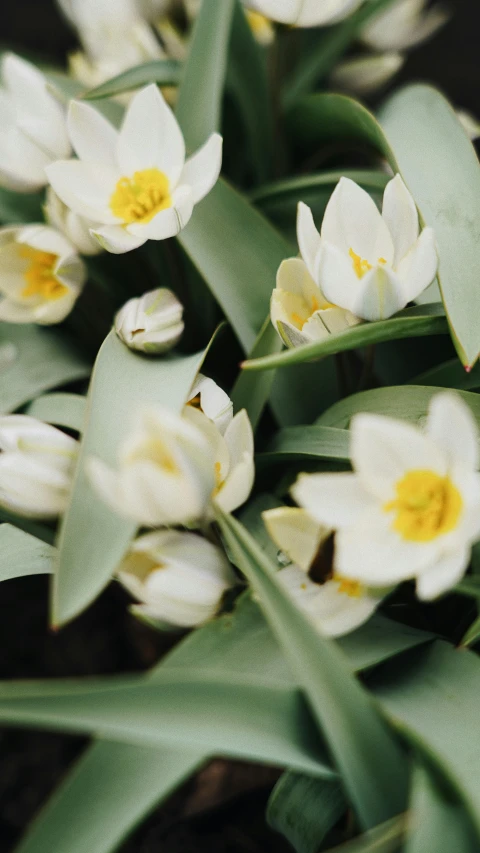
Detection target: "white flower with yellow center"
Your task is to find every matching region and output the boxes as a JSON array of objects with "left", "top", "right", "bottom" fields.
[
  {"left": 241, "top": 0, "right": 364, "bottom": 26},
  {"left": 361, "top": 0, "right": 449, "bottom": 53},
  {"left": 0, "top": 53, "right": 70, "bottom": 193},
  {"left": 297, "top": 175, "right": 438, "bottom": 322},
  {"left": 293, "top": 393, "right": 480, "bottom": 601},
  {"left": 0, "top": 415, "right": 78, "bottom": 519},
  {"left": 45, "top": 187, "right": 103, "bottom": 257},
  {"left": 46, "top": 84, "right": 223, "bottom": 255},
  {"left": 271, "top": 257, "right": 360, "bottom": 348},
  {"left": 114, "top": 288, "right": 184, "bottom": 353},
  {"left": 0, "top": 225, "right": 86, "bottom": 325},
  {"left": 263, "top": 506, "right": 386, "bottom": 636},
  {"left": 117, "top": 529, "right": 236, "bottom": 628}
]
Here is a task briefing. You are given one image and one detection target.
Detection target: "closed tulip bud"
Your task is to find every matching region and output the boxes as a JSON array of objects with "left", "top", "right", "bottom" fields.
[
  {"left": 114, "top": 288, "right": 184, "bottom": 353},
  {"left": 0, "top": 416, "right": 78, "bottom": 519}
]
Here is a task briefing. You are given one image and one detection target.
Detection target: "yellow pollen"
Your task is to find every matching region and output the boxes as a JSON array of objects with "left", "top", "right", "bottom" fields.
[
  {"left": 212, "top": 460, "right": 224, "bottom": 498},
  {"left": 349, "top": 249, "right": 389, "bottom": 279},
  {"left": 384, "top": 470, "right": 463, "bottom": 542},
  {"left": 335, "top": 576, "right": 363, "bottom": 598},
  {"left": 379, "top": 257, "right": 387, "bottom": 265},
  {"left": 110, "top": 168, "right": 172, "bottom": 225},
  {"left": 20, "top": 246, "right": 67, "bottom": 302},
  {"left": 291, "top": 312, "right": 304, "bottom": 326},
  {"left": 246, "top": 10, "right": 271, "bottom": 35}
]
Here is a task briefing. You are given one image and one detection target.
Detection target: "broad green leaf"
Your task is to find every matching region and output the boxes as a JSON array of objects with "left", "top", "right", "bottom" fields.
[
  {"left": 0, "top": 186, "right": 43, "bottom": 224},
  {"left": 0, "top": 525, "right": 53, "bottom": 581},
  {"left": 405, "top": 762, "right": 478, "bottom": 853},
  {"left": 53, "top": 333, "right": 207, "bottom": 627},
  {"left": 322, "top": 817, "right": 406, "bottom": 853},
  {"left": 413, "top": 358, "right": 480, "bottom": 391},
  {"left": 27, "top": 393, "right": 86, "bottom": 432},
  {"left": 14, "top": 741, "right": 204, "bottom": 853},
  {"left": 82, "top": 60, "right": 182, "bottom": 100},
  {"left": 267, "top": 772, "right": 346, "bottom": 853},
  {"left": 215, "top": 511, "right": 409, "bottom": 829},
  {"left": 258, "top": 424, "right": 350, "bottom": 466},
  {"left": 176, "top": 0, "right": 234, "bottom": 150},
  {"left": 379, "top": 85, "right": 480, "bottom": 367},
  {"left": 231, "top": 319, "right": 282, "bottom": 428},
  {"left": 318, "top": 386, "right": 480, "bottom": 429},
  {"left": 242, "top": 305, "right": 447, "bottom": 372},
  {"left": 0, "top": 323, "right": 90, "bottom": 414}
]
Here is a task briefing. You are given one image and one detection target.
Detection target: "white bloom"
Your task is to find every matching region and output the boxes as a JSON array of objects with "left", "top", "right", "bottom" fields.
[
  {"left": 293, "top": 393, "right": 480, "bottom": 601},
  {"left": 45, "top": 187, "right": 102, "bottom": 257},
  {"left": 0, "top": 53, "right": 70, "bottom": 193},
  {"left": 88, "top": 403, "right": 254, "bottom": 527},
  {"left": 361, "top": 0, "right": 449, "bottom": 53},
  {"left": 0, "top": 225, "right": 86, "bottom": 325},
  {"left": 241, "top": 0, "right": 364, "bottom": 27},
  {"left": 331, "top": 53, "right": 404, "bottom": 96},
  {"left": 298, "top": 175, "right": 438, "bottom": 322},
  {"left": 263, "top": 506, "right": 385, "bottom": 636},
  {"left": 46, "top": 85, "right": 223, "bottom": 254},
  {"left": 117, "top": 529, "right": 235, "bottom": 627},
  {"left": 188, "top": 374, "right": 233, "bottom": 435},
  {"left": 271, "top": 257, "right": 360, "bottom": 348},
  {"left": 0, "top": 415, "right": 78, "bottom": 519},
  {"left": 115, "top": 288, "right": 184, "bottom": 353}
]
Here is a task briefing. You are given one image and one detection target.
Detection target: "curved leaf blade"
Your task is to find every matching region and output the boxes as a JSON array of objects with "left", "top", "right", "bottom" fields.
[
  {"left": 267, "top": 772, "right": 346, "bottom": 853},
  {"left": 82, "top": 60, "right": 182, "bottom": 100},
  {"left": 0, "top": 525, "right": 53, "bottom": 582},
  {"left": 27, "top": 393, "right": 86, "bottom": 432},
  {"left": 258, "top": 424, "right": 350, "bottom": 466}
]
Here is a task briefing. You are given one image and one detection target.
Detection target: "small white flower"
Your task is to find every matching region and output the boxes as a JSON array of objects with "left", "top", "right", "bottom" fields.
[
  {"left": 263, "top": 506, "right": 385, "bottom": 636},
  {"left": 361, "top": 0, "right": 449, "bottom": 53},
  {"left": 0, "top": 225, "right": 86, "bottom": 325},
  {"left": 0, "top": 53, "right": 70, "bottom": 193},
  {"left": 331, "top": 53, "right": 404, "bottom": 96},
  {"left": 45, "top": 187, "right": 102, "bottom": 257},
  {"left": 187, "top": 374, "right": 233, "bottom": 435},
  {"left": 117, "top": 529, "right": 236, "bottom": 627},
  {"left": 241, "top": 0, "right": 364, "bottom": 27},
  {"left": 293, "top": 393, "right": 480, "bottom": 601},
  {"left": 115, "top": 288, "right": 184, "bottom": 353},
  {"left": 46, "top": 84, "right": 223, "bottom": 254},
  {"left": 297, "top": 175, "right": 438, "bottom": 322},
  {"left": 0, "top": 415, "right": 78, "bottom": 519},
  {"left": 271, "top": 257, "right": 360, "bottom": 348}
]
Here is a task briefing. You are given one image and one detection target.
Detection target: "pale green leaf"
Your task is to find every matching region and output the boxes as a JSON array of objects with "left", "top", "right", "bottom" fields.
[
  {"left": 258, "top": 424, "right": 350, "bottom": 466},
  {"left": 0, "top": 524, "right": 53, "bottom": 581},
  {"left": 405, "top": 762, "right": 478, "bottom": 853},
  {"left": 413, "top": 359, "right": 480, "bottom": 391},
  {"left": 82, "top": 60, "right": 182, "bottom": 100},
  {"left": 27, "top": 393, "right": 86, "bottom": 432}
]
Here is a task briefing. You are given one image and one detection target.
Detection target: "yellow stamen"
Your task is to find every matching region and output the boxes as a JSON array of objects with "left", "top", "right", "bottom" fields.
[
  {"left": 384, "top": 470, "right": 463, "bottom": 542},
  {"left": 212, "top": 460, "right": 224, "bottom": 498},
  {"left": 20, "top": 245, "right": 67, "bottom": 302},
  {"left": 129, "top": 437, "right": 179, "bottom": 475},
  {"left": 245, "top": 10, "right": 272, "bottom": 37},
  {"left": 335, "top": 576, "right": 363, "bottom": 598},
  {"left": 110, "top": 168, "right": 172, "bottom": 225},
  {"left": 349, "top": 248, "right": 373, "bottom": 279}
]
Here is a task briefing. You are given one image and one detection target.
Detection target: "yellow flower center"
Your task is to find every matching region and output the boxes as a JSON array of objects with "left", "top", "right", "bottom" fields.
[
  {"left": 130, "top": 436, "right": 179, "bottom": 475},
  {"left": 290, "top": 294, "right": 334, "bottom": 329},
  {"left": 212, "top": 460, "right": 224, "bottom": 497},
  {"left": 349, "top": 248, "right": 387, "bottom": 279},
  {"left": 384, "top": 470, "right": 463, "bottom": 542},
  {"left": 20, "top": 246, "right": 67, "bottom": 302},
  {"left": 335, "top": 576, "right": 363, "bottom": 598},
  {"left": 245, "top": 10, "right": 271, "bottom": 36},
  {"left": 110, "top": 168, "right": 172, "bottom": 225}
]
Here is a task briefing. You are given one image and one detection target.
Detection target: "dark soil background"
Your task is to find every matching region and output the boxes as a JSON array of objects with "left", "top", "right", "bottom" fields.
[{"left": 0, "top": 1, "right": 479, "bottom": 851}]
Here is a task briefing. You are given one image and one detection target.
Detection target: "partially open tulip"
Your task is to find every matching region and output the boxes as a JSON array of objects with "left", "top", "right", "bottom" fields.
[
  {"left": 242, "top": 0, "right": 364, "bottom": 27},
  {"left": 114, "top": 288, "right": 184, "bottom": 353},
  {"left": 0, "top": 416, "right": 78, "bottom": 519},
  {"left": 0, "top": 225, "right": 86, "bottom": 325}
]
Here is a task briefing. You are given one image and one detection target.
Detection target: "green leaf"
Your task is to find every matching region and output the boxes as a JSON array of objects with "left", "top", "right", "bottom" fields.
[
  {"left": 413, "top": 358, "right": 480, "bottom": 391},
  {"left": 231, "top": 319, "right": 282, "bottom": 429},
  {"left": 0, "top": 525, "right": 53, "bottom": 582},
  {"left": 379, "top": 85, "right": 480, "bottom": 368},
  {"left": 53, "top": 334, "right": 207, "bottom": 627},
  {"left": 175, "top": 0, "right": 235, "bottom": 150},
  {"left": 258, "top": 424, "right": 350, "bottom": 466},
  {"left": 460, "top": 615, "right": 480, "bottom": 649},
  {"left": 0, "top": 324, "right": 90, "bottom": 414},
  {"left": 81, "top": 59, "right": 182, "bottom": 100},
  {"left": 405, "top": 762, "right": 478, "bottom": 853},
  {"left": 242, "top": 305, "right": 447, "bottom": 372},
  {"left": 322, "top": 817, "right": 406, "bottom": 853},
  {"left": 26, "top": 393, "right": 86, "bottom": 432},
  {"left": 215, "top": 511, "right": 409, "bottom": 829},
  {"left": 317, "top": 386, "right": 480, "bottom": 429},
  {"left": 0, "top": 186, "right": 44, "bottom": 224},
  {"left": 14, "top": 741, "right": 204, "bottom": 853},
  {"left": 251, "top": 170, "right": 388, "bottom": 209},
  {"left": 46, "top": 72, "right": 124, "bottom": 128},
  {"left": 267, "top": 772, "right": 346, "bottom": 853}
]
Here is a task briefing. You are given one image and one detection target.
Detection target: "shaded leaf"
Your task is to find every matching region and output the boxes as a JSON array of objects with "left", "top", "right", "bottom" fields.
[{"left": 267, "top": 772, "right": 346, "bottom": 853}]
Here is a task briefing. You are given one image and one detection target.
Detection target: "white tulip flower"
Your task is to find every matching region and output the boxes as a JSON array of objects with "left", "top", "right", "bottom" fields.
[
  {"left": 331, "top": 53, "right": 404, "bottom": 96},
  {"left": 46, "top": 85, "right": 223, "bottom": 254},
  {"left": 293, "top": 393, "right": 480, "bottom": 601},
  {"left": 241, "top": 0, "right": 364, "bottom": 27},
  {"left": 271, "top": 257, "right": 360, "bottom": 348},
  {"left": 0, "top": 53, "right": 70, "bottom": 193},
  {"left": 114, "top": 288, "right": 184, "bottom": 353},
  {"left": 188, "top": 374, "right": 233, "bottom": 435},
  {"left": 361, "top": 0, "right": 449, "bottom": 53},
  {"left": 263, "top": 506, "right": 385, "bottom": 636},
  {"left": 0, "top": 415, "right": 78, "bottom": 519},
  {"left": 45, "top": 187, "right": 103, "bottom": 257},
  {"left": 0, "top": 225, "right": 86, "bottom": 325},
  {"left": 298, "top": 175, "right": 438, "bottom": 322},
  {"left": 117, "top": 529, "right": 235, "bottom": 627}
]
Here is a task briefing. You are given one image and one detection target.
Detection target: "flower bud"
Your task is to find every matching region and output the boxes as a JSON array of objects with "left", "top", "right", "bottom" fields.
[{"left": 114, "top": 288, "right": 184, "bottom": 353}]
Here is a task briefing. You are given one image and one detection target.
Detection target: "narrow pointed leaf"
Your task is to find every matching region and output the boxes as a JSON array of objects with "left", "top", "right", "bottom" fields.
[
  {"left": 267, "top": 772, "right": 346, "bottom": 853},
  {"left": 82, "top": 60, "right": 182, "bottom": 100},
  {"left": 0, "top": 525, "right": 53, "bottom": 582}
]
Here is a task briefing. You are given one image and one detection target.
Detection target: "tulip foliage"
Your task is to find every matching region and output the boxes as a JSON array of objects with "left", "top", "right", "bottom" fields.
[{"left": 1, "top": 0, "right": 480, "bottom": 851}]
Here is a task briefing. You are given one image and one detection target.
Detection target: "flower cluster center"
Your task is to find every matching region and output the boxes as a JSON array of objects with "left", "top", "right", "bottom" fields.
[
  {"left": 384, "top": 469, "right": 463, "bottom": 542},
  {"left": 335, "top": 576, "right": 363, "bottom": 598},
  {"left": 110, "top": 168, "right": 172, "bottom": 225},
  {"left": 20, "top": 246, "right": 67, "bottom": 302},
  {"left": 349, "top": 248, "right": 387, "bottom": 279}
]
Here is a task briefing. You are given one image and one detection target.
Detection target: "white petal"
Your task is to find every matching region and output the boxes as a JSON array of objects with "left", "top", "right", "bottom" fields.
[
  {"left": 68, "top": 100, "right": 118, "bottom": 166},
  {"left": 126, "top": 186, "right": 194, "bottom": 240},
  {"left": 396, "top": 227, "right": 438, "bottom": 303},
  {"left": 382, "top": 174, "right": 419, "bottom": 268},
  {"left": 0, "top": 299, "right": 37, "bottom": 323},
  {"left": 426, "top": 392, "right": 480, "bottom": 472},
  {"left": 188, "top": 375, "right": 233, "bottom": 435},
  {"left": 90, "top": 225, "right": 147, "bottom": 254},
  {"left": 352, "top": 265, "right": 406, "bottom": 321},
  {"left": 415, "top": 546, "right": 470, "bottom": 601},
  {"left": 321, "top": 177, "right": 394, "bottom": 265},
  {"left": 317, "top": 242, "right": 361, "bottom": 314},
  {"left": 262, "top": 506, "right": 328, "bottom": 571},
  {"left": 117, "top": 84, "right": 185, "bottom": 184},
  {"left": 45, "top": 160, "right": 118, "bottom": 224},
  {"left": 297, "top": 202, "right": 322, "bottom": 282},
  {"left": 292, "top": 472, "right": 372, "bottom": 528},
  {"left": 331, "top": 53, "right": 404, "bottom": 96},
  {"left": 180, "top": 133, "right": 222, "bottom": 204}
]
